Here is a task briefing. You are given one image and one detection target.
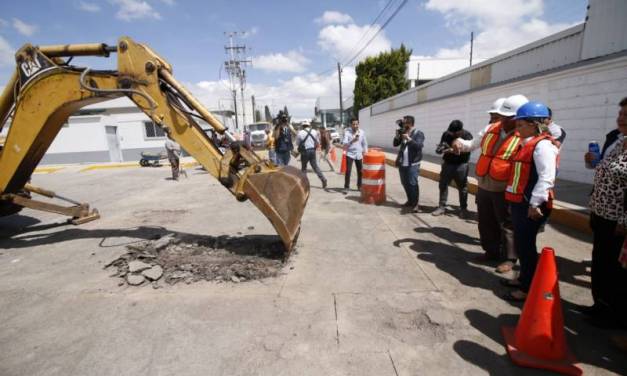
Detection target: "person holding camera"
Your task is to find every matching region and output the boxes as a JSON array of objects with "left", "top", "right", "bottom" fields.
[
  {"left": 296, "top": 121, "right": 327, "bottom": 188},
  {"left": 393, "top": 115, "right": 425, "bottom": 212},
  {"left": 433, "top": 120, "right": 473, "bottom": 218},
  {"left": 274, "top": 111, "right": 295, "bottom": 166},
  {"left": 342, "top": 118, "right": 368, "bottom": 191}
]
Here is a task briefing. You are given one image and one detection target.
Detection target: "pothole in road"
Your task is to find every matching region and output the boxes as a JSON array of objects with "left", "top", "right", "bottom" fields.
[{"left": 105, "top": 233, "right": 285, "bottom": 287}]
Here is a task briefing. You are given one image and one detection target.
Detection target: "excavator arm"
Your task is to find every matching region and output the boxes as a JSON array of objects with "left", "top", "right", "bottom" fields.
[{"left": 0, "top": 37, "right": 309, "bottom": 254}]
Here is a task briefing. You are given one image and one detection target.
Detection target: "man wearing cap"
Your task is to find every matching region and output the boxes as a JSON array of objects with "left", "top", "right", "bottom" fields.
[
  {"left": 452, "top": 95, "right": 529, "bottom": 273},
  {"left": 296, "top": 121, "right": 327, "bottom": 189},
  {"left": 433, "top": 120, "right": 473, "bottom": 218}
]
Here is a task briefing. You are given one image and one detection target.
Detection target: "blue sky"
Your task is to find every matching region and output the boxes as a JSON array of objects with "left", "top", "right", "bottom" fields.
[{"left": 0, "top": 0, "right": 588, "bottom": 118}]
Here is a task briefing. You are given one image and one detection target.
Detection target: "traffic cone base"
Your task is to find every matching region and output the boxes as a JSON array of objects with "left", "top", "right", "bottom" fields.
[
  {"left": 501, "top": 248, "right": 583, "bottom": 375},
  {"left": 502, "top": 326, "right": 582, "bottom": 375}
]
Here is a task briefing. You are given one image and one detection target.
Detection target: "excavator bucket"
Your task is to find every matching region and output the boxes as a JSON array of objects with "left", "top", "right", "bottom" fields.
[{"left": 242, "top": 165, "right": 310, "bottom": 257}]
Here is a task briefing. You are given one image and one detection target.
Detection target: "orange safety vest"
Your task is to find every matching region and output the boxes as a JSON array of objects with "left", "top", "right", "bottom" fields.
[
  {"left": 505, "top": 133, "right": 555, "bottom": 207},
  {"left": 475, "top": 122, "right": 521, "bottom": 181}
]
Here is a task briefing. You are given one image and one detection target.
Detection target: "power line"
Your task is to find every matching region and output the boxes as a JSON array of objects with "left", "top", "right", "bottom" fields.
[
  {"left": 342, "top": 0, "right": 408, "bottom": 67},
  {"left": 313, "top": 0, "right": 398, "bottom": 77}
]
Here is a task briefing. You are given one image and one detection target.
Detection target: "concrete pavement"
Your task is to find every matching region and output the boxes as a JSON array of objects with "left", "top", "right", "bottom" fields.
[{"left": 0, "top": 155, "right": 624, "bottom": 375}]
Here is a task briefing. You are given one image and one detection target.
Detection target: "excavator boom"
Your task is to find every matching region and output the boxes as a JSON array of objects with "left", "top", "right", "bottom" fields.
[{"left": 0, "top": 37, "right": 309, "bottom": 255}]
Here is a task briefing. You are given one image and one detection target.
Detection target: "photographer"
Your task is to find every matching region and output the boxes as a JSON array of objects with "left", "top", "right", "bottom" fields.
[
  {"left": 273, "top": 111, "right": 295, "bottom": 166},
  {"left": 393, "top": 115, "right": 425, "bottom": 213},
  {"left": 433, "top": 120, "right": 473, "bottom": 218}
]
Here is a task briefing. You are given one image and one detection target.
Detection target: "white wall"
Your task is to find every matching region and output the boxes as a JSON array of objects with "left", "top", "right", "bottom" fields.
[
  {"left": 359, "top": 56, "right": 627, "bottom": 184},
  {"left": 47, "top": 116, "right": 108, "bottom": 153}
]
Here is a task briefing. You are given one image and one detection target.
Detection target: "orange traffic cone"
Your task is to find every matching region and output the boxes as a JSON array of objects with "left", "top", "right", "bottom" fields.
[
  {"left": 330, "top": 147, "right": 337, "bottom": 163},
  {"left": 340, "top": 149, "right": 347, "bottom": 175},
  {"left": 501, "top": 247, "right": 582, "bottom": 375}
]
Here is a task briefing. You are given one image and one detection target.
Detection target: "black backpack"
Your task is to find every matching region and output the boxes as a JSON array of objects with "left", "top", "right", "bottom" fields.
[{"left": 276, "top": 126, "right": 293, "bottom": 152}]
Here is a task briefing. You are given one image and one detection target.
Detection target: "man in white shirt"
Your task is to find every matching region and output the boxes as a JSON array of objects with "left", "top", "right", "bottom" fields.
[
  {"left": 342, "top": 118, "right": 368, "bottom": 191},
  {"left": 296, "top": 121, "right": 327, "bottom": 188}
]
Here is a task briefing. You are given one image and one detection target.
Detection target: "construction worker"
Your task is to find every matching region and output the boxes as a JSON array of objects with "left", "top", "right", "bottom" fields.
[
  {"left": 500, "top": 101, "right": 558, "bottom": 301},
  {"left": 342, "top": 118, "right": 368, "bottom": 191},
  {"left": 296, "top": 120, "right": 327, "bottom": 188},
  {"left": 452, "top": 95, "right": 529, "bottom": 272},
  {"left": 165, "top": 136, "right": 181, "bottom": 181}
]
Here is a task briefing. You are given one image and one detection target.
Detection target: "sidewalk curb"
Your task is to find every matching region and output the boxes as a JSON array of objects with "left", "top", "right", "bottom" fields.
[{"left": 376, "top": 151, "right": 591, "bottom": 235}]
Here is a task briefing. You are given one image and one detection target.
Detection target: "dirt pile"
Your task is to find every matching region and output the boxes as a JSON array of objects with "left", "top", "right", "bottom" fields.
[{"left": 105, "top": 233, "right": 285, "bottom": 287}]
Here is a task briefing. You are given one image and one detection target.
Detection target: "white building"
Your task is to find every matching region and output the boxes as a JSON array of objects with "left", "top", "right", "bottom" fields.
[
  {"left": 358, "top": 0, "right": 627, "bottom": 184},
  {"left": 28, "top": 97, "right": 235, "bottom": 165}
]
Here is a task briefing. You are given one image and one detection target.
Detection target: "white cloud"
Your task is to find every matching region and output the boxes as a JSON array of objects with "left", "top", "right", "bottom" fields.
[
  {"left": 12, "top": 18, "right": 37, "bottom": 36},
  {"left": 191, "top": 68, "right": 356, "bottom": 119},
  {"left": 0, "top": 36, "right": 14, "bottom": 67},
  {"left": 318, "top": 23, "right": 391, "bottom": 63},
  {"left": 78, "top": 1, "right": 101, "bottom": 12},
  {"left": 242, "top": 27, "right": 258, "bottom": 38},
  {"left": 253, "top": 51, "right": 309, "bottom": 73},
  {"left": 161, "top": 0, "right": 176, "bottom": 5},
  {"left": 315, "top": 11, "right": 354, "bottom": 25},
  {"left": 424, "top": 0, "right": 575, "bottom": 60},
  {"left": 111, "top": 0, "right": 161, "bottom": 21}
]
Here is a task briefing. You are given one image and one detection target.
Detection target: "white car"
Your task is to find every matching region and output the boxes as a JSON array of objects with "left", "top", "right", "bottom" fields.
[{"left": 327, "top": 127, "right": 341, "bottom": 144}]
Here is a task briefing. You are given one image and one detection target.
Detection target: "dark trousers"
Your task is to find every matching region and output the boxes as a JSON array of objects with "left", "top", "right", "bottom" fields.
[
  {"left": 344, "top": 156, "right": 362, "bottom": 189},
  {"left": 275, "top": 150, "right": 291, "bottom": 166},
  {"left": 590, "top": 213, "right": 627, "bottom": 320},
  {"left": 399, "top": 164, "right": 420, "bottom": 206},
  {"left": 301, "top": 149, "right": 327, "bottom": 185},
  {"left": 511, "top": 202, "right": 550, "bottom": 292},
  {"left": 476, "top": 188, "right": 515, "bottom": 260},
  {"left": 438, "top": 162, "right": 469, "bottom": 209},
  {"left": 169, "top": 157, "right": 179, "bottom": 180}
]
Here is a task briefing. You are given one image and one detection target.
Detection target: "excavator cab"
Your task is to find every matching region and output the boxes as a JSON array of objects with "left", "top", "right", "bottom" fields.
[{"left": 0, "top": 37, "right": 309, "bottom": 255}]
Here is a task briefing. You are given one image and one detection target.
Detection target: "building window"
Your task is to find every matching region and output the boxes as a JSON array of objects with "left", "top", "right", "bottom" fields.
[{"left": 144, "top": 121, "right": 165, "bottom": 139}]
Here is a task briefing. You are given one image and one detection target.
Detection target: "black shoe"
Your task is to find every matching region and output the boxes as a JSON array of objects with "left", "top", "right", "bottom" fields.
[
  {"left": 402, "top": 201, "right": 413, "bottom": 207},
  {"left": 322, "top": 180, "right": 327, "bottom": 189},
  {"left": 573, "top": 304, "right": 605, "bottom": 317}
]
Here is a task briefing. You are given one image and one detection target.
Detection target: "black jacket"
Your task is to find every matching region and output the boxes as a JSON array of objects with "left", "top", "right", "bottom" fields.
[
  {"left": 601, "top": 129, "right": 621, "bottom": 159},
  {"left": 393, "top": 127, "right": 425, "bottom": 166},
  {"left": 437, "top": 130, "right": 473, "bottom": 164}
]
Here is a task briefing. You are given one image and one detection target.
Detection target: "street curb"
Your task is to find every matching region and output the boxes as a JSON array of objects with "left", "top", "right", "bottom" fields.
[
  {"left": 376, "top": 151, "right": 591, "bottom": 235},
  {"left": 33, "top": 166, "right": 65, "bottom": 174}
]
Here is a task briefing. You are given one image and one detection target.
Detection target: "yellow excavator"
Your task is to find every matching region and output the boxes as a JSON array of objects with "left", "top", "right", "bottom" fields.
[{"left": 0, "top": 37, "right": 309, "bottom": 255}]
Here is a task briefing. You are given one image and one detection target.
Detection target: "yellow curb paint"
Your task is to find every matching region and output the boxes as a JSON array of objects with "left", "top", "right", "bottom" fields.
[
  {"left": 33, "top": 167, "right": 64, "bottom": 174},
  {"left": 383, "top": 155, "right": 591, "bottom": 235},
  {"left": 79, "top": 163, "right": 139, "bottom": 172}
]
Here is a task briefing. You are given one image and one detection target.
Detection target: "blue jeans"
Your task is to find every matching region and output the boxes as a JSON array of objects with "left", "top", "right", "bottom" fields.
[
  {"left": 399, "top": 163, "right": 420, "bottom": 206},
  {"left": 275, "top": 150, "right": 291, "bottom": 166},
  {"left": 510, "top": 202, "right": 550, "bottom": 292},
  {"left": 268, "top": 150, "right": 277, "bottom": 164}
]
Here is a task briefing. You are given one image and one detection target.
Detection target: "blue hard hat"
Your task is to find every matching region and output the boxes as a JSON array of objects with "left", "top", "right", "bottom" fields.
[{"left": 515, "top": 101, "right": 549, "bottom": 120}]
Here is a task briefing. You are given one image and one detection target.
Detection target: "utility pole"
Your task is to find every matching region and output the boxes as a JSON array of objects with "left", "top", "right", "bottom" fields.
[
  {"left": 469, "top": 31, "right": 474, "bottom": 67},
  {"left": 251, "top": 95, "right": 256, "bottom": 122},
  {"left": 337, "top": 62, "right": 344, "bottom": 127},
  {"left": 224, "top": 32, "right": 251, "bottom": 130}
]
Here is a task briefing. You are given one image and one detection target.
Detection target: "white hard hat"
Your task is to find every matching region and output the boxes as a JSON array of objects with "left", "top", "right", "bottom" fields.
[
  {"left": 487, "top": 98, "right": 506, "bottom": 114},
  {"left": 301, "top": 120, "right": 310, "bottom": 126},
  {"left": 496, "top": 94, "right": 529, "bottom": 117}
]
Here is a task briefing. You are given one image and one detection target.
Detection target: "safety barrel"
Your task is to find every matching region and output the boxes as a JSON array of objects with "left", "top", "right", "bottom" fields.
[{"left": 361, "top": 150, "right": 386, "bottom": 204}]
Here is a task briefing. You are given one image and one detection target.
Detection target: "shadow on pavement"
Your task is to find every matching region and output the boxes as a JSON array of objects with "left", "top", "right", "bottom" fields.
[
  {"left": 455, "top": 308, "right": 627, "bottom": 375},
  {"left": 0, "top": 225, "right": 285, "bottom": 260},
  {"left": 414, "top": 226, "right": 481, "bottom": 246}
]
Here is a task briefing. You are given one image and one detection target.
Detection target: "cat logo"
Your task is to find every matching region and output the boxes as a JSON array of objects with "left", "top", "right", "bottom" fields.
[{"left": 20, "top": 57, "right": 43, "bottom": 78}]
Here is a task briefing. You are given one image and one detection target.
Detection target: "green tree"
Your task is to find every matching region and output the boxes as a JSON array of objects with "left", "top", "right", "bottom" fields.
[
  {"left": 353, "top": 44, "right": 412, "bottom": 118},
  {"left": 264, "top": 105, "right": 272, "bottom": 122}
]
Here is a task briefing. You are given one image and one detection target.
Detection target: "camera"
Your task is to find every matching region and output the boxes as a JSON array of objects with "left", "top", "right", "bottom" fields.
[
  {"left": 436, "top": 142, "right": 452, "bottom": 154},
  {"left": 395, "top": 119, "right": 405, "bottom": 137},
  {"left": 395, "top": 119, "right": 403, "bottom": 128}
]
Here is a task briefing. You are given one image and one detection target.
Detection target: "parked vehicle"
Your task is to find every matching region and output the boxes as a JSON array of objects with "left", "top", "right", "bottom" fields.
[
  {"left": 248, "top": 122, "right": 272, "bottom": 148},
  {"left": 327, "top": 127, "right": 341, "bottom": 143}
]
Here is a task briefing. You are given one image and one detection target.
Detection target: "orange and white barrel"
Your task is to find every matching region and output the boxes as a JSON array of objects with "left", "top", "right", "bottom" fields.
[{"left": 361, "top": 150, "right": 386, "bottom": 204}]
